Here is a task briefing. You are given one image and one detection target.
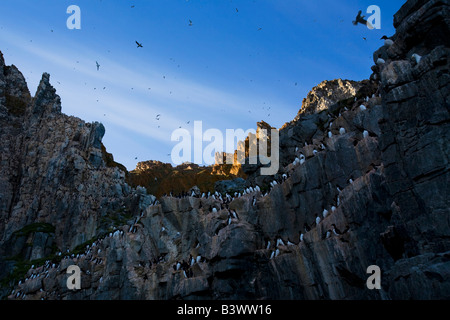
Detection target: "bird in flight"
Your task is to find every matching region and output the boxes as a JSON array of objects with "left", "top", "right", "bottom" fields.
[
  {"left": 96, "top": 61, "right": 100, "bottom": 71},
  {"left": 189, "top": 19, "right": 193, "bottom": 26},
  {"left": 352, "top": 10, "right": 373, "bottom": 29},
  {"left": 136, "top": 41, "right": 143, "bottom": 48},
  {"left": 156, "top": 114, "right": 161, "bottom": 120}
]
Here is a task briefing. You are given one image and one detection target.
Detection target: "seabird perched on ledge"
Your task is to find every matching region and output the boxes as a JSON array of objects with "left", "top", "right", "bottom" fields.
[
  {"left": 381, "top": 35, "right": 394, "bottom": 47},
  {"left": 331, "top": 224, "right": 342, "bottom": 235},
  {"left": 315, "top": 214, "right": 321, "bottom": 225},
  {"left": 376, "top": 56, "right": 386, "bottom": 65},
  {"left": 412, "top": 53, "right": 422, "bottom": 64},
  {"left": 363, "top": 130, "right": 369, "bottom": 138}
]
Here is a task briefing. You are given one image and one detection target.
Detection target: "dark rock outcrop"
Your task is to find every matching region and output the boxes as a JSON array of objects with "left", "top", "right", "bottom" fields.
[{"left": 1, "top": 0, "right": 449, "bottom": 300}]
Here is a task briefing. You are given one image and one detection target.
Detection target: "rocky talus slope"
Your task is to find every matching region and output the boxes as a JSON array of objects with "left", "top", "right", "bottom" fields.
[{"left": 1, "top": 0, "right": 449, "bottom": 300}]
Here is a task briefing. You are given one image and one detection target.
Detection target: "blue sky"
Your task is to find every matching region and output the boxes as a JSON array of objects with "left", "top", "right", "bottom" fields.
[{"left": 0, "top": 0, "right": 405, "bottom": 170}]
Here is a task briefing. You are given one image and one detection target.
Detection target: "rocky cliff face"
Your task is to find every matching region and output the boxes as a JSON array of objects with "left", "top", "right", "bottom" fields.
[
  {"left": 1, "top": 0, "right": 449, "bottom": 300},
  {"left": 128, "top": 160, "right": 245, "bottom": 198}
]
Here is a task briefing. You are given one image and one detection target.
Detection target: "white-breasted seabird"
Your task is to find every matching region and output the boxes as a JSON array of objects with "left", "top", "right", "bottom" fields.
[
  {"left": 360, "top": 104, "right": 367, "bottom": 111},
  {"left": 275, "top": 248, "right": 280, "bottom": 257},
  {"left": 313, "top": 149, "right": 318, "bottom": 155},
  {"left": 381, "top": 35, "right": 394, "bottom": 47},
  {"left": 412, "top": 53, "right": 422, "bottom": 64},
  {"left": 266, "top": 240, "right": 271, "bottom": 250},
  {"left": 323, "top": 209, "right": 329, "bottom": 218},
  {"left": 300, "top": 233, "right": 304, "bottom": 242},
  {"left": 363, "top": 130, "right": 369, "bottom": 138},
  {"left": 331, "top": 206, "right": 336, "bottom": 212},
  {"left": 315, "top": 215, "right": 321, "bottom": 225},
  {"left": 212, "top": 207, "right": 217, "bottom": 213},
  {"left": 339, "top": 127, "right": 346, "bottom": 135},
  {"left": 270, "top": 251, "right": 275, "bottom": 259},
  {"left": 328, "top": 131, "right": 333, "bottom": 138},
  {"left": 299, "top": 154, "right": 306, "bottom": 164},
  {"left": 176, "top": 262, "right": 181, "bottom": 270},
  {"left": 326, "top": 230, "right": 331, "bottom": 239},
  {"left": 331, "top": 224, "right": 342, "bottom": 235},
  {"left": 196, "top": 255, "right": 202, "bottom": 263},
  {"left": 276, "top": 238, "right": 284, "bottom": 246},
  {"left": 376, "top": 57, "right": 386, "bottom": 65}
]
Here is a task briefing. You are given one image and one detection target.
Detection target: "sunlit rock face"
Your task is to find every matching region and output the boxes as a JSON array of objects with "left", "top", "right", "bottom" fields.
[{"left": 1, "top": 0, "right": 449, "bottom": 300}]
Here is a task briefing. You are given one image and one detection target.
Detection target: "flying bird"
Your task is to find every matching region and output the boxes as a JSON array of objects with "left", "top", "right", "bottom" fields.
[
  {"left": 188, "top": 19, "right": 193, "bottom": 26},
  {"left": 352, "top": 10, "right": 373, "bottom": 28},
  {"left": 96, "top": 61, "right": 100, "bottom": 71},
  {"left": 156, "top": 114, "right": 161, "bottom": 120},
  {"left": 136, "top": 41, "right": 143, "bottom": 48}
]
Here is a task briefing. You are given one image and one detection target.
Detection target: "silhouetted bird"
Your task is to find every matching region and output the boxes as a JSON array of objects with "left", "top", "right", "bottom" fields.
[
  {"left": 136, "top": 41, "right": 143, "bottom": 48},
  {"left": 96, "top": 61, "right": 100, "bottom": 71},
  {"left": 352, "top": 10, "right": 373, "bottom": 28},
  {"left": 189, "top": 20, "right": 193, "bottom": 26}
]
